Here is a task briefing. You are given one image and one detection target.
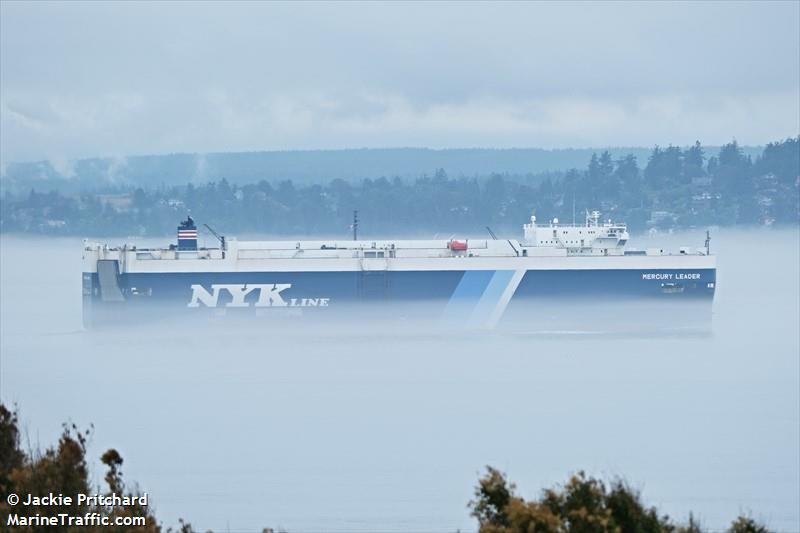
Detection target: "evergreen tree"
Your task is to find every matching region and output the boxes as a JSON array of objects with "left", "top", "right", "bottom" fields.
[{"left": 683, "top": 141, "right": 705, "bottom": 181}]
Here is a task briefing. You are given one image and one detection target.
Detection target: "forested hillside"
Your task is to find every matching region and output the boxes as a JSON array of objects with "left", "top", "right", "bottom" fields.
[
  {"left": 1, "top": 147, "right": 669, "bottom": 193},
  {"left": 1, "top": 138, "right": 796, "bottom": 237}
]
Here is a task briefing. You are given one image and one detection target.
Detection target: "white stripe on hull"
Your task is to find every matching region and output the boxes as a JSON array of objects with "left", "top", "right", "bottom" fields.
[{"left": 82, "top": 254, "right": 715, "bottom": 274}]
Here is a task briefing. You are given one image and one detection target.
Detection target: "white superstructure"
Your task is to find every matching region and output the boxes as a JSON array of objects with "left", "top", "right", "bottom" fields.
[
  {"left": 523, "top": 210, "right": 629, "bottom": 255},
  {"left": 84, "top": 211, "right": 705, "bottom": 273}
]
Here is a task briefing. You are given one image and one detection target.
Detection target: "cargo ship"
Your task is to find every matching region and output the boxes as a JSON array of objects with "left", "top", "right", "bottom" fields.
[{"left": 82, "top": 211, "right": 716, "bottom": 331}]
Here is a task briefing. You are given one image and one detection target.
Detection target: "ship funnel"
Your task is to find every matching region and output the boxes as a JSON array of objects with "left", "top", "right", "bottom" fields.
[{"left": 177, "top": 216, "right": 198, "bottom": 250}]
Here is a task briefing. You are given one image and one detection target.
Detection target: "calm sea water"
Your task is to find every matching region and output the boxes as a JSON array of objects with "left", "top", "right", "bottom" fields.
[{"left": 1, "top": 228, "right": 798, "bottom": 532}]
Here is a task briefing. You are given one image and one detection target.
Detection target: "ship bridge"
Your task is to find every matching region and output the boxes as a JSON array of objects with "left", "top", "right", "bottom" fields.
[{"left": 522, "top": 210, "right": 629, "bottom": 256}]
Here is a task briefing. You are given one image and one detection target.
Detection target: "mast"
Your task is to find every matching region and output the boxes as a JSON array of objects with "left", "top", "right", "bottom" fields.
[
  {"left": 572, "top": 187, "right": 576, "bottom": 225},
  {"left": 353, "top": 210, "right": 358, "bottom": 241}
]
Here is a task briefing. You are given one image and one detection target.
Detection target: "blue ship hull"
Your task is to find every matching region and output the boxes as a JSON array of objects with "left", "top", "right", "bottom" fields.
[{"left": 82, "top": 267, "right": 716, "bottom": 331}]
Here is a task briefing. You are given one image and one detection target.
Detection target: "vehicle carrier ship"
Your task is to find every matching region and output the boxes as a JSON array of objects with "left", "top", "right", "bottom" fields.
[{"left": 82, "top": 211, "right": 716, "bottom": 331}]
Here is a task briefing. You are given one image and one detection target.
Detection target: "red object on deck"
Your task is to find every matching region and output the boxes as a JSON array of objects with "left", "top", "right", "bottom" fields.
[{"left": 448, "top": 240, "right": 468, "bottom": 251}]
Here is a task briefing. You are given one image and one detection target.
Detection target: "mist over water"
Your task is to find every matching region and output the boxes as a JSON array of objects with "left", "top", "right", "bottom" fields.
[{"left": 1, "top": 228, "right": 798, "bottom": 532}]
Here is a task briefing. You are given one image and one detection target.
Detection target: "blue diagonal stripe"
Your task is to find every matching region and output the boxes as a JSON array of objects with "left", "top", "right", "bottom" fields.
[
  {"left": 443, "top": 270, "right": 494, "bottom": 321},
  {"left": 469, "top": 270, "right": 515, "bottom": 326}
]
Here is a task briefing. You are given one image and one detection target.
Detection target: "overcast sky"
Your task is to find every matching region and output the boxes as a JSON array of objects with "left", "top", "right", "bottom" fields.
[{"left": 1, "top": 0, "right": 798, "bottom": 165}]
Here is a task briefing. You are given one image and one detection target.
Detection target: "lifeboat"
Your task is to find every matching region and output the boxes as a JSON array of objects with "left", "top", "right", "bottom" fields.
[{"left": 448, "top": 240, "right": 468, "bottom": 251}]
